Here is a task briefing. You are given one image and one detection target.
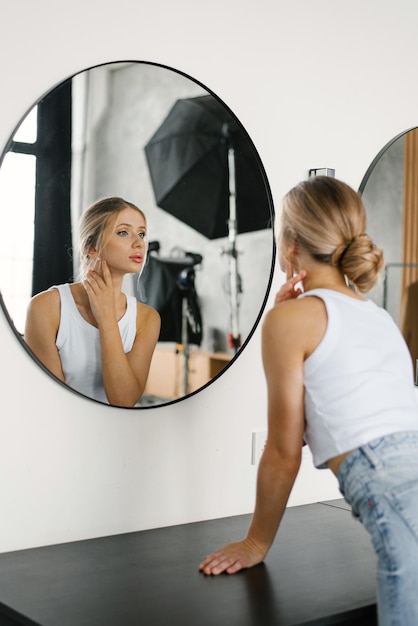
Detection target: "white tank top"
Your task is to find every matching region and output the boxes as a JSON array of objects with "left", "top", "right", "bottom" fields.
[
  {"left": 51, "top": 284, "right": 137, "bottom": 404},
  {"left": 299, "top": 288, "right": 418, "bottom": 468}
]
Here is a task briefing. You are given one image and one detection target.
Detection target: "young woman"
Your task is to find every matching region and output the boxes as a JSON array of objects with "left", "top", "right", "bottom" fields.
[
  {"left": 25, "top": 197, "right": 161, "bottom": 407},
  {"left": 199, "top": 177, "right": 418, "bottom": 626}
]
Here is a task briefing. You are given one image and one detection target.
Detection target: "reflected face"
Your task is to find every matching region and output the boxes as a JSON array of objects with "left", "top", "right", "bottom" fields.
[{"left": 96, "top": 208, "right": 147, "bottom": 276}]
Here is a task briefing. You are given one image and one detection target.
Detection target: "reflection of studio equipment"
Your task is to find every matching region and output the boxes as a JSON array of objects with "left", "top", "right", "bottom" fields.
[
  {"left": 176, "top": 261, "right": 202, "bottom": 395},
  {"left": 135, "top": 246, "right": 203, "bottom": 396},
  {"left": 144, "top": 94, "right": 272, "bottom": 354}
]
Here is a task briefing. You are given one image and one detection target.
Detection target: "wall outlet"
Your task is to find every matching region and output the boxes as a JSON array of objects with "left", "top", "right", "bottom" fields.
[{"left": 251, "top": 430, "right": 267, "bottom": 465}]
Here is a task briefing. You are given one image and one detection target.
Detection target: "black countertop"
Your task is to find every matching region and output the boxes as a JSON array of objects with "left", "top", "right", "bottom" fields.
[{"left": 0, "top": 499, "right": 377, "bottom": 626}]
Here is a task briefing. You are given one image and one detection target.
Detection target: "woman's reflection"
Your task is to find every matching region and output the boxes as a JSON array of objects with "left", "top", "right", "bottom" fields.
[
  {"left": 0, "top": 61, "right": 275, "bottom": 407},
  {"left": 24, "top": 197, "right": 160, "bottom": 407}
]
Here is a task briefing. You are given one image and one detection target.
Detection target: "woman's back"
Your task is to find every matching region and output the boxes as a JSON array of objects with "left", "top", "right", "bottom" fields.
[{"left": 299, "top": 288, "right": 418, "bottom": 467}]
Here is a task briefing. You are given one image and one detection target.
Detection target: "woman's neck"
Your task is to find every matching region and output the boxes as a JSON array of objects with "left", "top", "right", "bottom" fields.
[
  {"left": 300, "top": 265, "right": 361, "bottom": 298},
  {"left": 289, "top": 246, "right": 363, "bottom": 298}
]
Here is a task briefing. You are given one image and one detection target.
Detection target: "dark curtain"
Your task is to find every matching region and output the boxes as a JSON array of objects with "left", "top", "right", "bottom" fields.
[{"left": 32, "top": 79, "right": 73, "bottom": 295}]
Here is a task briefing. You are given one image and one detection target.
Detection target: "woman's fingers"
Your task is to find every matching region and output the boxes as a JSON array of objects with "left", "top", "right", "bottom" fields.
[
  {"left": 287, "top": 270, "right": 306, "bottom": 288},
  {"left": 199, "top": 553, "right": 243, "bottom": 576},
  {"left": 101, "top": 259, "right": 112, "bottom": 283},
  {"left": 274, "top": 270, "right": 306, "bottom": 305},
  {"left": 84, "top": 261, "right": 109, "bottom": 292},
  {"left": 199, "top": 539, "right": 265, "bottom": 576},
  {"left": 84, "top": 273, "right": 102, "bottom": 294}
]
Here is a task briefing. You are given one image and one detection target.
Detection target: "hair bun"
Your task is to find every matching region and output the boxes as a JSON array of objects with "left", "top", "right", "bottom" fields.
[
  {"left": 333, "top": 233, "right": 384, "bottom": 292},
  {"left": 332, "top": 239, "right": 354, "bottom": 267}
]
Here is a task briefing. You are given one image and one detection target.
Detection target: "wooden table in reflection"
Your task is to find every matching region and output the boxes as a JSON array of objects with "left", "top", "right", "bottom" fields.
[{"left": 145, "top": 348, "right": 231, "bottom": 399}]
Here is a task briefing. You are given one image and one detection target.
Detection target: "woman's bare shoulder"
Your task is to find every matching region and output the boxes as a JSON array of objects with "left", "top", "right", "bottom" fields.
[
  {"left": 264, "top": 296, "right": 325, "bottom": 326},
  {"left": 25, "top": 288, "right": 61, "bottom": 338},
  {"left": 136, "top": 302, "right": 161, "bottom": 328},
  {"left": 263, "top": 297, "right": 327, "bottom": 356},
  {"left": 131, "top": 303, "right": 161, "bottom": 352},
  {"left": 27, "top": 288, "right": 61, "bottom": 313}
]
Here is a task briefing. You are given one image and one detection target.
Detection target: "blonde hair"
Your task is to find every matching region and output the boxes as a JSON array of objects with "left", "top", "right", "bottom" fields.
[
  {"left": 278, "top": 176, "right": 384, "bottom": 293},
  {"left": 78, "top": 196, "right": 147, "bottom": 276}
]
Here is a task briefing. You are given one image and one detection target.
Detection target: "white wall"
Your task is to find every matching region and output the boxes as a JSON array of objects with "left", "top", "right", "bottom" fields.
[{"left": 1, "top": 0, "right": 417, "bottom": 552}]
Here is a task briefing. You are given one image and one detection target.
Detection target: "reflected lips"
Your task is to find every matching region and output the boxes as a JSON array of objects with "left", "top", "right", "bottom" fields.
[{"left": 130, "top": 255, "right": 143, "bottom": 263}]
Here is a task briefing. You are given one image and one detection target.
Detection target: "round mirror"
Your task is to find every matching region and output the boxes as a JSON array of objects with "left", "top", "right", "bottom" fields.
[
  {"left": 0, "top": 61, "right": 275, "bottom": 408},
  {"left": 360, "top": 127, "right": 418, "bottom": 367}
]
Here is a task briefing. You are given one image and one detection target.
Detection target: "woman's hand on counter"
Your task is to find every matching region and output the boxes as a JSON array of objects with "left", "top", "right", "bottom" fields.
[{"left": 199, "top": 538, "right": 266, "bottom": 575}]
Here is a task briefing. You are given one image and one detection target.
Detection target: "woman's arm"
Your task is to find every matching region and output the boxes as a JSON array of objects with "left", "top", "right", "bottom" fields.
[
  {"left": 98, "top": 304, "right": 160, "bottom": 407},
  {"left": 24, "top": 290, "right": 65, "bottom": 381},
  {"left": 84, "top": 262, "right": 161, "bottom": 407},
  {"left": 199, "top": 302, "right": 306, "bottom": 575}
]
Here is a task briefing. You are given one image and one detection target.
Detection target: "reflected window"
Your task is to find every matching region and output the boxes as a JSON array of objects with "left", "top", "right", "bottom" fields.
[
  {"left": 0, "top": 108, "right": 37, "bottom": 332},
  {"left": 0, "top": 81, "right": 73, "bottom": 335},
  {"left": 14, "top": 106, "right": 38, "bottom": 143}
]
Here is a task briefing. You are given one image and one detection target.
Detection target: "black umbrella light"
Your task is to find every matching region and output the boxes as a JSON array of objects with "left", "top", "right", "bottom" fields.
[
  {"left": 144, "top": 94, "right": 271, "bottom": 239},
  {"left": 144, "top": 94, "right": 272, "bottom": 352}
]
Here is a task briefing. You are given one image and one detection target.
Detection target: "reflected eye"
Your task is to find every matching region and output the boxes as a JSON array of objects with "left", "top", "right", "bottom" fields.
[{"left": 138, "top": 231, "right": 146, "bottom": 239}]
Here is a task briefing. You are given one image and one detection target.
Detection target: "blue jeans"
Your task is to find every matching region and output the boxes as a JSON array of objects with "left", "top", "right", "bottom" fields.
[{"left": 337, "top": 431, "right": 418, "bottom": 626}]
